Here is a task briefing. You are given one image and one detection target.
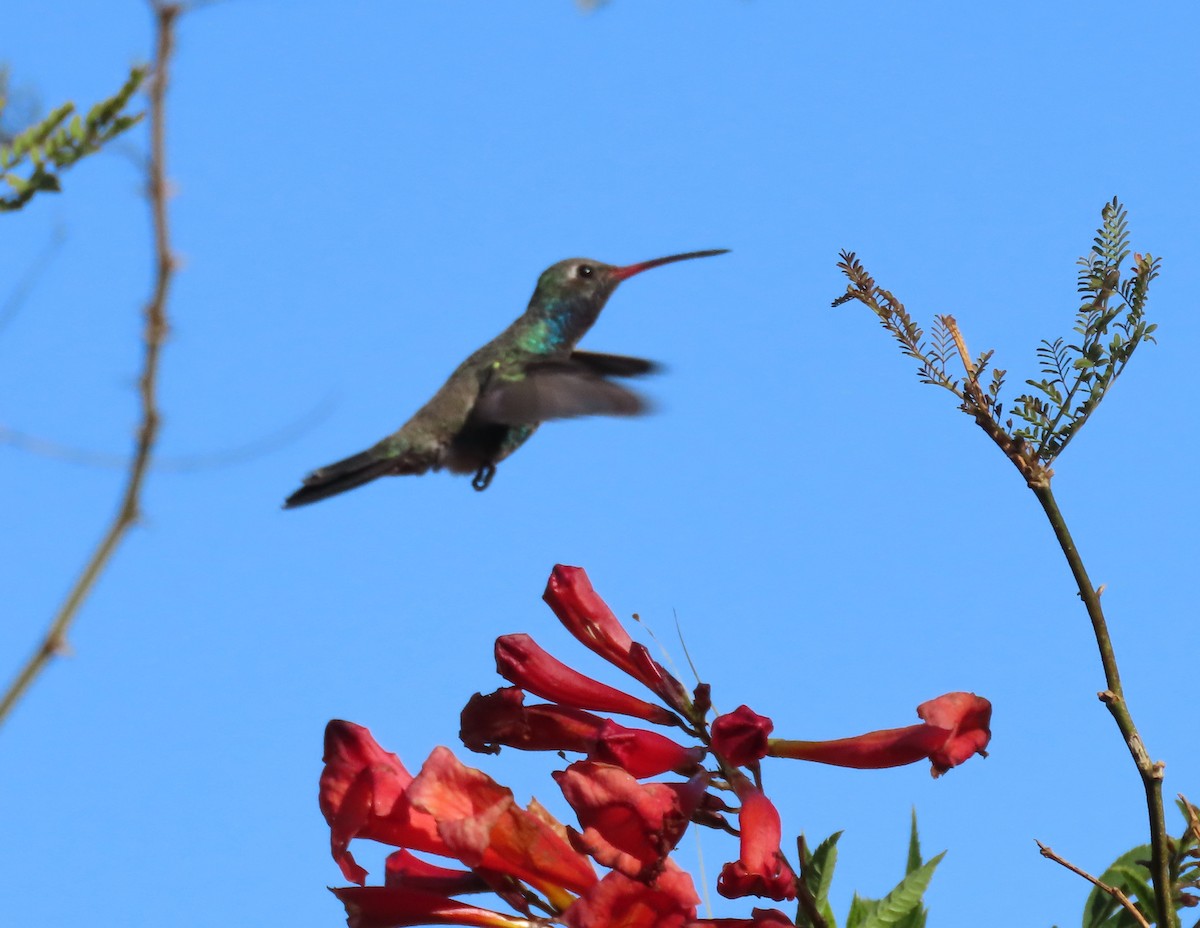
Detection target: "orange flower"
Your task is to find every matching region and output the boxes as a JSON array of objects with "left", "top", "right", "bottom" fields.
[{"left": 320, "top": 721, "right": 596, "bottom": 901}]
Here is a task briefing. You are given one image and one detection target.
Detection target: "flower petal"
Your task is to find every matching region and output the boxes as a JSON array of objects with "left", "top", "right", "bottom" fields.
[
  {"left": 588, "top": 719, "right": 706, "bottom": 779},
  {"left": 544, "top": 566, "right": 691, "bottom": 713},
  {"left": 495, "top": 634, "right": 678, "bottom": 727},
  {"left": 383, "top": 849, "right": 490, "bottom": 895},
  {"left": 710, "top": 706, "right": 774, "bottom": 768},
  {"left": 320, "top": 721, "right": 445, "bottom": 884},
  {"left": 555, "top": 761, "right": 708, "bottom": 878},
  {"left": 917, "top": 692, "right": 992, "bottom": 776},
  {"left": 689, "top": 907, "right": 795, "bottom": 928},
  {"left": 460, "top": 687, "right": 604, "bottom": 756},
  {"left": 408, "top": 746, "right": 597, "bottom": 897},
  {"left": 564, "top": 868, "right": 699, "bottom": 928},
  {"left": 331, "top": 886, "right": 534, "bottom": 928},
  {"left": 717, "top": 787, "right": 797, "bottom": 902},
  {"left": 767, "top": 692, "right": 992, "bottom": 778}
]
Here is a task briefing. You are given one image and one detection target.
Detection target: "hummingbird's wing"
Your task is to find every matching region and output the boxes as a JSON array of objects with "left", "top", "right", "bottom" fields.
[
  {"left": 473, "top": 358, "right": 653, "bottom": 426},
  {"left": 568, "top": 351, "right": 660, "bottom": 378}
]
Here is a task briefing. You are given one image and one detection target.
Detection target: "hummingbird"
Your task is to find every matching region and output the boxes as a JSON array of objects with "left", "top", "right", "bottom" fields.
[{"left": 284, "top": 249, "right": 728, "bottom": 507}]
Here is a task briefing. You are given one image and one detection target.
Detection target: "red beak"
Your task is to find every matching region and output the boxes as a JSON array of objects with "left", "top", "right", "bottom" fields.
[{"left": 609, "top": 249, "right": 729, "bottom": 282}]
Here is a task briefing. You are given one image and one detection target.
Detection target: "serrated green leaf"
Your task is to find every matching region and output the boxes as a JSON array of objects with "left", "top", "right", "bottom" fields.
[
  {"left": 892, "top": 902, "right": 927, "bottom": 928},
  {"left": 811, "top": 831, "right": 841, "bottom": 927},
  {"left": 1082, "top": 844, "right": 1154, "bottom": 928},
  {"left": 798, "top": 831, "right": 842, "bottom": 928},
  {"left": 846, "top": 893, "right": 878, "bottom": 928},
  {"left": 856, "top": 852, "right": 944, "bottom": 928},
  {"left": 906, "top": 810, "right": 922, "bottom": 875}
]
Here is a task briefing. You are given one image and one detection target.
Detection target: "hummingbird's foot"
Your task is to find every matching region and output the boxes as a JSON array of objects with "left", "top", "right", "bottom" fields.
[{"left": 472, "top": 463, "right": 496, "bottom": 491}]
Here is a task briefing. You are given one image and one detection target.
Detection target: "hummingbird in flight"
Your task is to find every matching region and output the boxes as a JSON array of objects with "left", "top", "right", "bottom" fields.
[{"left": 284, "top": 248, "right": 727, "bottom": 507}]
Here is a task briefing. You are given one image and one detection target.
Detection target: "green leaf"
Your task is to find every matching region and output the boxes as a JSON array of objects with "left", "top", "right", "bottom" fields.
[
  {"left": 797, "top": 831, "right": 842, "bottom": 928},
  {"left": 0, "top": 66, "right": 144, "bottom": 211},
  {"left": 905, "top": 810, "right": 922, "bottom": 875},
  {"left": 846, "top": 893, "right": 878, "bottom": 928},
  {"left": 855, "top": 852, "right": 945, "bottom": 928},
  {"left": 807, "top": 831, "right": 842, "bottom": 928},
  {"left": 1082, "top": 844, "right": 1154, "bottom": 928}
]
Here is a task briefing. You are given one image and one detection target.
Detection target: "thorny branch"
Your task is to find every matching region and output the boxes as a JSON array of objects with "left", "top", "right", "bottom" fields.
[{"left": 0, "top": 2, "right": 180, "bottom": 728}]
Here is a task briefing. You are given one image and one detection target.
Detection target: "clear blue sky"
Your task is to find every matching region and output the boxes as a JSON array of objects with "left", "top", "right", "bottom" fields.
[{"left": 3, "top": 3, "right": 1198, "bottom": 927}]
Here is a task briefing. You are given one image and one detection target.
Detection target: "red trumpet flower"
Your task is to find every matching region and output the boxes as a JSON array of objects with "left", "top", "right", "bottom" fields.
[{"left": 768, "top": 692, "right": 992, "bottom": 777}]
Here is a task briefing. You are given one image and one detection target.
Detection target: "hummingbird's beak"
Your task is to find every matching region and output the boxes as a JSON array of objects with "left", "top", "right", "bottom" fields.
[{"left": 610, "top": 249, "right": 729, "bottom": 282}]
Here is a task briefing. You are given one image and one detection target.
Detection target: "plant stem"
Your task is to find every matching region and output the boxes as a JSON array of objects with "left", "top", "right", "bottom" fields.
[{"left": 1031, "top": 484, "right": 1174, "bottom": 928}]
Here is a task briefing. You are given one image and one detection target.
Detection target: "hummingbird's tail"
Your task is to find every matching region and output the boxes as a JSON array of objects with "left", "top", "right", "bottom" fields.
[{"left": 284, "top": 447, "right": 398, "bottom": 508}]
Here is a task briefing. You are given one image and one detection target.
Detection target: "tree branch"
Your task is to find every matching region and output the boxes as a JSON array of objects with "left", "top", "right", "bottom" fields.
[
  {"left": 1031, "top": 485, "right": 1174, "bottom": 928},
  {"left": 0, "top": 2, "right": 180, "bottom": 728},
  {"left": 1036, "top": 840, "right": 1151, "bottom": 928}
]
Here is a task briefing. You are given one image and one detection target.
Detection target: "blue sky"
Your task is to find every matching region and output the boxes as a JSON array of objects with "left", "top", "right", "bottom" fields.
[{"left": 3, "top": 3, "right": 1198, "bottom": 926}]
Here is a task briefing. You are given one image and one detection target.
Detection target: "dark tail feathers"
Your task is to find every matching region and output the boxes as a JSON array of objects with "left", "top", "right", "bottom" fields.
[{"left": 283, "top": 447, "right": 396, "bottom": 508}]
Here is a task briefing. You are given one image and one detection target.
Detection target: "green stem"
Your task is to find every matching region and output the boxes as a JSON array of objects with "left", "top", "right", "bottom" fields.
[
  {"left": 1031, "top": 484, "right": 1174, "bottom": 928},
  {"left": 1037, "top": 295, "right": 1109, "bottom": 459}
]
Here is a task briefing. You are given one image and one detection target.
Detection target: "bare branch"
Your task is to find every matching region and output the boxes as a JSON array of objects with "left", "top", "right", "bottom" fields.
[
  {"left": 0, "top": 3, "right": 180, "bottom": 728},
  {"left": 1036, "top": 840, "right": 1151, "bottom": 928}
]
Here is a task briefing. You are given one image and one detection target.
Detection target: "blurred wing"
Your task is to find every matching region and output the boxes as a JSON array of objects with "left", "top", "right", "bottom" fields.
[
  {"left": 474, "top": 361, "right": 651, "bottom": 426},
  {"left": 568, "top": 350, "right": 661, "bottom": 377}
]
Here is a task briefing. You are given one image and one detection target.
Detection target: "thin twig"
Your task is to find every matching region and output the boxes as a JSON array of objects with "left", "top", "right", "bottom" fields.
[
  {"left": 1036, "top": 840, "right": 1151, "bottom": 928},
  {"left": 942, "top": 314, "right": 976, "bottom": 377},
  {"left": 0, "top": 2, "right": 180, "bottom": 728},
  {"left": 0, "top": 394, "right": 336, "bottom": 471},
  {"left": 0, "top": 224, "right": 67, "bottom": 335}
]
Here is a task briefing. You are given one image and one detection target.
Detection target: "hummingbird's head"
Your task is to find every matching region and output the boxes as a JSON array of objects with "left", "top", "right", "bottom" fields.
[
  {"left": 533, "top": 258, "right": 622, "bottom": 310},
  {"left": 529, "top": 249, "right": 730, "bottom": 324}
]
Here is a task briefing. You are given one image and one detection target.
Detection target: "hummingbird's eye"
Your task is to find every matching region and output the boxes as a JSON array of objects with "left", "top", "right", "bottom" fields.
[{"left": 576, "top": 264, "right": 594, "bottom": 278}]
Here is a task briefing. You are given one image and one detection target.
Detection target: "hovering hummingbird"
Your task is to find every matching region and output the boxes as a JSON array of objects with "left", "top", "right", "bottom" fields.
[{"left": 284, "top": 249, "right": 728, "bottom": 507}]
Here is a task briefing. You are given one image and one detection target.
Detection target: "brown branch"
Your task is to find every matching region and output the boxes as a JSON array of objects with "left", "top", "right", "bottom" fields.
[
  {"left": 0, "top": 2, "right": 180, "bottom": 728},
  {"left": 1036, "top": 840, "right": 1151, "bottom": 928},
  {"left": 942, "top": 314, "right": 976, "bottom": 378},
  {"left": 939, "top": 315, "right": 1052, "bottom": 487}
]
